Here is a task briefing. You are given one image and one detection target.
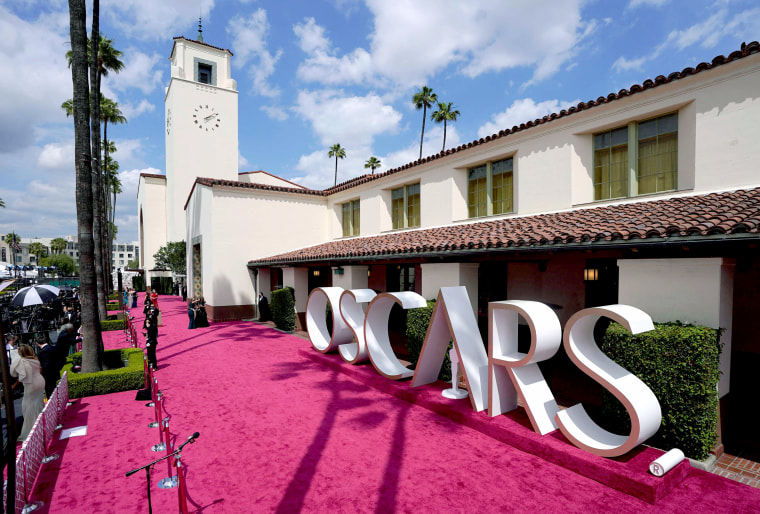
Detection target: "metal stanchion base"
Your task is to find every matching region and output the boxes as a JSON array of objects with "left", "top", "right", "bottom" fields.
[
  {"left": 151, "top": 443, "right": 166, "bottom": 452},
  {"left": 148, "top": 421, "right": 160, "bottom": 428},
  {"left": 158, "top": 476, "right": 178, "bottom": 489},
  {"left": 55, "top": 423, "right": 63, "bottom": 430},
  {"left": 42, "top": 454, "right": 60, "bottom": 464},
  {"left": 442, "top": 388, "right": 469, "bottom": 400},
  {"left": 22, "top": 501, "right": 44, "bottom": 513},
  {"left": 145, "top": 402, "right": 155, "bottom": 407}
]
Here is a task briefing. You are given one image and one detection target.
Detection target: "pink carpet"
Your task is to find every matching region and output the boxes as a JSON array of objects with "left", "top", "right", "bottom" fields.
[{"left": 24, "top": 293, "right": 760, "bottom": 513}]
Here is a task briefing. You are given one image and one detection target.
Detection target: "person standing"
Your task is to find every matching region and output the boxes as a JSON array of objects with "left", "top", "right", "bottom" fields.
[
  {"left": 10, "top": 345, "right": 46, "bottom": 441},
  {"left": 36, "top": 337, "right": 61, "bottom": 399},
  {"left": 150, "top": 289, "right": 163, "bottom": 326},
  {"left": 145, "top": 314, "right": 159, "bottom": 369},
  {"left": 187, "top": 297, "right": 196, "bottom": 330},
  {"left": 131, "top": 288, "right": 138, "bottom": 308}
]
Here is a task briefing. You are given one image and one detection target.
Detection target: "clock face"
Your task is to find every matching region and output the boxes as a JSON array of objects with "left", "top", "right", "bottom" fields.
[
  {"left": 193, "top": 104, "right": 221, "bottom": 132},
  {"left": 166, "top": 108, "right": 172, "bottom": 135}
]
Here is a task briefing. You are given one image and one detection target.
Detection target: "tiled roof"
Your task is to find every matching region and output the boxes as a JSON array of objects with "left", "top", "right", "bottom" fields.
[
  {"left": 248, "top": 187, "right": 760, "bottom": 266},
  {"left": 140, "top": 173, "right": 166, "bottom": 180},
  {"left": 320, "top": 41, "right": 758, "bottom": 195},
  {"left": 171, "top": 36, "right": 233, "bottom": 56}
]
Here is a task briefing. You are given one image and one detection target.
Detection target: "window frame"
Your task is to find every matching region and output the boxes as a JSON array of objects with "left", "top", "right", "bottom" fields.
[
  {"left": 467, "top": 157, "right": 514, "bottom": 219},
  {"left": 391, "top": 183, "right": 421, "bottom": 229},
  {"left": 593, "top": 112, "right": 678, "bottom": 201},
  {"left": 341, "top": 199, "right": 360, "bottom": 237}
]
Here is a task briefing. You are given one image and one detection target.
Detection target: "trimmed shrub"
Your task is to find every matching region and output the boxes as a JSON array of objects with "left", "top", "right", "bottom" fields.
[
  {"left": 108, "top": 292, "right": 119, "bottom": 301},
  {"left": 101, "top": 319, "right": 125, "bottom": 331},
  {"left": 132, "top": 276, "right": 145, "bottom": 291},
  {"left": 63, "top": 348, "right": 145, "bottom": 398},
  {"left": 271, "top": 287, "right": 295, "bottom": 332},
  {"left": 600, "top": 322, "right": 722, "bottom": 460},
  {"left": 406, "top": 300, "right": 452, "bottom": 382}
]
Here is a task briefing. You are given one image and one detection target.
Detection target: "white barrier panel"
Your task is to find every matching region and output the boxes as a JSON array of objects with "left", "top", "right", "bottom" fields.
[
  {"left": 338, "top": 289, "right": 377, "bottom": 364},
  {"left": 556, "top": 306, "right": 662, "bottom": 457},
  {"left": 364, "top": 292, "right": 427, "bottom": 379},
  {"left": 488, "top": 300, "right": 562, "bottom": 435},
  {"left": 412, "top": 287, "right": 490, "bottom": 412}
]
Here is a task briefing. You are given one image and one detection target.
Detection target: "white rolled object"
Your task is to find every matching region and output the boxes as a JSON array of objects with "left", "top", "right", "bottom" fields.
[{"left": 649, "top": 448, "right": 685, "bottom": 477}]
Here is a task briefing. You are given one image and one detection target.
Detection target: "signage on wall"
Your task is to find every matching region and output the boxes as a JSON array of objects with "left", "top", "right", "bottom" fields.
[{"left": 306, "top": 286, "right": 662, "bottom": 458}]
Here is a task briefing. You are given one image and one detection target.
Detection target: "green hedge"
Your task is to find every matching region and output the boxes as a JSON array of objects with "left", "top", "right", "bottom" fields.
[
  {"left": 406, "top": 300, "right": 452, "bottom": 382},
  {"left": 101, "top": 319, "right": 125, "bottom": 331},
  {"left": 271, "top": 287, "right": 295, "bottom": 332},
  {"left": 132, "top": 276, "right": 145, "bottom": 291},
  {"left": 63, "top": 348, "right": 145, "bottom": 398},
  {"left": 107, "top": 293, "right": 119, "bottom": 301},
  {"left": 150, "top": 277, "right": 173, "bottom": 295},
  {"left": 600, "top": 322, "right": 722, "bottom": 460}
]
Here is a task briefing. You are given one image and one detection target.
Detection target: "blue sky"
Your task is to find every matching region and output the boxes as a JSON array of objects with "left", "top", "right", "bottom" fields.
[{"left": 0, "top": 0, "right": 757, "bottom": 244}]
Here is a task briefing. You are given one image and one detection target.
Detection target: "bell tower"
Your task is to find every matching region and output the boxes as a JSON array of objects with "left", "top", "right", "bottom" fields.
[{"left": 164, "top": 25, "right": 238, "bottom": 243}]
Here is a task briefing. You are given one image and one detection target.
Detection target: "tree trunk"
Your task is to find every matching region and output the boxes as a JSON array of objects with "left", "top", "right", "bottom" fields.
[
  {"left": 442, "top": 119, "right": 447, "bottom": 152},
  {"left": 419, "top": 106, "right": 427, "bottom": 160},
  {"left": 88, "top": 1, "right": 107, "bottom": 322},
  {"left": 68, "top": 0, "right": 103, "bottom": 373}
]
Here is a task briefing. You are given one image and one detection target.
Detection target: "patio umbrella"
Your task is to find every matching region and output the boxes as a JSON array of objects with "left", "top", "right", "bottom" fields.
[{"left": 11, "top": 285, "right": 60, "bottom": 307}]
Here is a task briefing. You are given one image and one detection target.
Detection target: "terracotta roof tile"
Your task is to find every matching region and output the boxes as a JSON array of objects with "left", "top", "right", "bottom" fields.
[{"left": 248, "top": 187, "right": 760, "bottom": 266}]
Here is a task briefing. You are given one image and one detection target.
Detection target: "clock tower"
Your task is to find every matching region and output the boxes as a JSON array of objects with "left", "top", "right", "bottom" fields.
[{"left": 165, "top": 35, "right": 238, "bottom": 242}]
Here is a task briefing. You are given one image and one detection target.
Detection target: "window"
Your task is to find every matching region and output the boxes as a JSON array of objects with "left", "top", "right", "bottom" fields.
[
  {"left": 198, "top": 63, "right": 212, "bottom": 84},
  {"left": 593, "top": 113, "right": 677, "bottom": 200},
  {"left": 342, "top": 199, "right": 360, "bottom": 237},
  {"left": 468, "top": 157, "right": 513, "bottom": 218},
  {"left": 391, "top": 183, "right": 420, "bottom": 229}
]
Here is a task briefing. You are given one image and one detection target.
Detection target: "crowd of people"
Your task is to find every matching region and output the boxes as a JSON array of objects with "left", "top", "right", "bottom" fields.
[
  {"left": 187, "top": 296, "right": 209, "bottom": 329},
  {"left": 3, "top": 290, "right": 82, "bottom": 442}
]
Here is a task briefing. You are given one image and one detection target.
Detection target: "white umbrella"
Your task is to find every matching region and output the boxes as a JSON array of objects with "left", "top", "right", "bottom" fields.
[{"left": 11, "top": 284, "right": 61, "bottom": 307}]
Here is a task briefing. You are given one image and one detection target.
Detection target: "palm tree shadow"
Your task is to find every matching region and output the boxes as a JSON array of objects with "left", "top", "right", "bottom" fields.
[{"left": 274, "top": 367, "right": 374, "bottom": 513}]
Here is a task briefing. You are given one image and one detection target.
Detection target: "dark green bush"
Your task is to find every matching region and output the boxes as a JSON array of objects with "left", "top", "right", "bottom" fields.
[
  {"left": 150, "top": 277, "right": 173, "bottom": 295},
  {"left": 406, "top": 300, "right": 452, "bottom": 382},
  {"left": 63, "top": 348, "right": 145, "bottom": 398},
  {"left": 600, "top": 322, "right": 722, "bottom": 460},
  {"left": 271, "top": 287, "right": 295, "bottom": 332},
  {"left": 101, "top": 319, "right": 125, "bottom": 331},
  {"left": 107, "top": 293, "right": 119, "bottom": 301},
  {"left": 132, "top": 276, "right": 145, "bottom": 291}
]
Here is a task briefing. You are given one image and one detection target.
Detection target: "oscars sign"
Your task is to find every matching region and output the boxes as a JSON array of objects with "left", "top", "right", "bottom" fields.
[{"left": 306, "top": 286, "right": 662, "bottom": 458}]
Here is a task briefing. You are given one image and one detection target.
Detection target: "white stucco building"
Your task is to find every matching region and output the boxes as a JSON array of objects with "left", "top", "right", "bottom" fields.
[{"left": 139, "top": 36, "right": 760, "bottom": 451}]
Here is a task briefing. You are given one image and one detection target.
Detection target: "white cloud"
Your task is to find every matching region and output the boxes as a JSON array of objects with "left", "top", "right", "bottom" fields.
[
  {"left": 227, "top": 9, "right": 283, "bottom": 97},
  {"left": 294, "top": 90, "right": 402, "bottom": 149},
  {"left": 110, "top": 50, "right": 164, "bottom": 95},
  {"left": 121, "top": 99, "right": 155, "bottom": 119},
  {"left": 37, "top": 141, "right": 74, "bottom": 170},
  {"left": 260, "top": 105, "right": 289, "bottom": 121},
  {"left": 238, "top": 151, "right": 249, "bottom": 171},
  {"left": 294, "top": 18, "right": 374, "bottom": 86},
  {"left": 478, "top": 98, "right": 580, "bottom": 138},
  {"left": 294, "top": 2, "right": 592, "bottom": 89},
  {"left": 613, "top": 7, "right": 760, "bottom": 73},
  {"left": 105, "top": 0, "right": 215, "bottom": 42},
  {"left": 628, "top": 0, "right": 670, "bottom": 8},
  {"left": 0, "top": 5, "right": 72, "bottom": 152}
]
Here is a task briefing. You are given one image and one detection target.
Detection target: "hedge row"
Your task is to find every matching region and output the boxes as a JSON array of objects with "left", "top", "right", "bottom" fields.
[
  {"left": 601, "top": 322, "right": 722, "bottom": 460},
  {"left": 405, "top": 300, "right": 452, "bottom": 382},
  {"left": 271, "top": 287, "right": 295, "bottom": 332},
  {"left": 63, "top": 348, "right": 145, "bottom": 399},
  {"left": 101, "top": 319, "right": 125, "bottom": 331}
]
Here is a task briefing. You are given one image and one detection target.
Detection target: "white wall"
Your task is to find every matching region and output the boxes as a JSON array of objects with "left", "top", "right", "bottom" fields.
[
  {"left": 137, "top": 176, "right": 167, "bottom": 284},
  {"left": 421, "top": 263, "right": 479, "bottom": 314},
  {"left": 618, "top": 257, "right": 735, "bottom": 397}
]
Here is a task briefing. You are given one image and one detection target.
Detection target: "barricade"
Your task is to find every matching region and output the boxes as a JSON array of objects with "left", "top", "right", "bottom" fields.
[{"left": 11, "top": 372, "right": 69, "bottom": 514}]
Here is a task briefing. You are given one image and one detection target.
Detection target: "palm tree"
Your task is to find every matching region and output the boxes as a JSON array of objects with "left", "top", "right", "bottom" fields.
[
  {"left": 68, "top": 0, "right": 104, "bottom": 372},
  {"left": 413, "top": 86, "right": 438, "bottom": 160},
  {"left": 328, "top": 144, "right": 346, "bottom": 186},
  {"left": 431, "top": 102, "right": 460, "bottom": 153},
  {"left": 0, "top": 198, "right": 4, "bottom": 208},
  {"left": 5, "top": 233, "right": 20, "bottom": 269},
  {"left": 28, "top": 242, "right": 47, "bottom": 265},
  {"left": 66, "top": 30, "right": 124, "bottom": 318},
  {"left": 99, "top": 98, "right": 126, "bottom": 283},
  {"left": 50, "top": 238, "right": 68, "bottom": 254},
  {"left": 364, "top": 156, "right": 381, "bottom": 175}
]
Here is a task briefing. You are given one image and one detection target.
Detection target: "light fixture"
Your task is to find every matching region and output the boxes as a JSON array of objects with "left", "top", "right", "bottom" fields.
[
  {"left": 583, "top": 268, "right": 598, "bottom": 281},
  {"left": 333, "top": 267, "right": 344, "bottom": 275},
  {"left": 313, "top": 270, "right": 320, "bottom": 277}
]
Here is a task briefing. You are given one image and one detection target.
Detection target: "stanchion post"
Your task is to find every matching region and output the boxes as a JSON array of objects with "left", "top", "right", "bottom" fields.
[{"left": 176, "top": 454, "right": 189, "bottom": 514}]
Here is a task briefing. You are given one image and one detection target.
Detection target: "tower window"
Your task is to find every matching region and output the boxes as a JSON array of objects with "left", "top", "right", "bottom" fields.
[{"left": 198, "top": 63, "right": 212, "bottom": 84}]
